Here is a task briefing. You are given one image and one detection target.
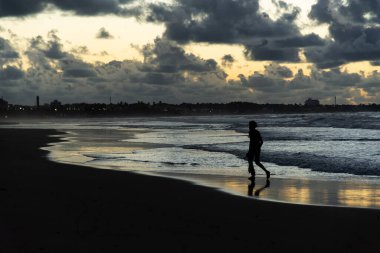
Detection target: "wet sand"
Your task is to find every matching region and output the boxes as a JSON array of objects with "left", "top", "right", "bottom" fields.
[
  {"left": 154, "top": 172, "right": 380, "bottom": 209},
  {"left": 1, "top": 128, "right": 380, "bottom": 252}
]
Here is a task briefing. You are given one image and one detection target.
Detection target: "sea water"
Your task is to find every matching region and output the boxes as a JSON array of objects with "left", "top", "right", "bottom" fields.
[{"left": 3, "top": 112, "right": 380, "bottom": 208}]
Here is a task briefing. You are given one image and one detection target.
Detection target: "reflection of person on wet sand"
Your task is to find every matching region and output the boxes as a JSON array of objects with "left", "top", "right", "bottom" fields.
[
  {"left": 247, "top": 178, "right": 270, "bottom": 197},
  {"left": 245, "top": 120, "right": 270, "bottom": 179}
]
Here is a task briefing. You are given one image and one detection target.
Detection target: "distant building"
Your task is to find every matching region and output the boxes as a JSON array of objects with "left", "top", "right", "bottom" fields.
[
  {"left": 0, "top": 98, "right": 8, "bottom": 111},
  {"left": 36, "top": 96, "right": 40, "bottom": 108},
  {"left": 304, "top": 98, "right": 320, "bottom": 106}
]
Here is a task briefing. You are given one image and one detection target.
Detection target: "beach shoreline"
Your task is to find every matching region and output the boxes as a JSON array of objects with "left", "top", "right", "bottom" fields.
[
  {"left": 1, "top": 128, "right": 380, "bottom": 252},
  {"left": 44, "top": 127, "right": 380, "bottom": 210}
]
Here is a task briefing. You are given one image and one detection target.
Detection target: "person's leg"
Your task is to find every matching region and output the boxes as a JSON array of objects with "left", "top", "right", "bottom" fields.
[
  {"left": 247, "top": 151, "right": 255, "bottom": 177},
  {"left": 254, "top": 149, "right": 270, "bottom": 178},
  {"left": 248, "top": 159, "right": 255, "bottom": 177}
]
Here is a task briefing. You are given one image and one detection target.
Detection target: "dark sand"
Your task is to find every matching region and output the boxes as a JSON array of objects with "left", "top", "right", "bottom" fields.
[{"left": 1, "top": 129, "right": 380, "bottom": 252}]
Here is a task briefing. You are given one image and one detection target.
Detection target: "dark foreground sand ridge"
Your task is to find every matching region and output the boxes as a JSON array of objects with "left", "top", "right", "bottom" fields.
[{"left": 1, "top": 128, "right": 380, "bottom": 252}]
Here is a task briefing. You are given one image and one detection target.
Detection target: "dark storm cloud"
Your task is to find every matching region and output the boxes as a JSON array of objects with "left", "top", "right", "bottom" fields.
[
  {"left": 0, "top": 0, "right": 46, "bottom": 17},
  {"left": 305, "top": 25, "right": 380, "bottom": 68},
  {"left": 244, "top": 32, "right": 325, "bottom": 62},
  {"left": 310, "top": 0, "right": 380, "bottom": 25},
  {"left": 244, "top": 44, "right": 300, "bottom": 62},
  {"left": 63, "top": 68, "right": 97, "bottom": 78},
  {"left": 0, "top": 0, "right": 330, "bottom": 65},
  {"left": 51, "top": 0, "right": 138, "bottom": 16},
  {"left": 239, "top": 64, "right": 293, "bottom": 93},
  {"left": 307, "top": 0, "right": 380, "bottom": 68},
  {"left": 0, "top": 0, "right": 139, "bottom": 17},
  {"left": 246, "top": 73, "right": 287, "bottom": 93},
  {"left": 136, "top": 72, "right": 183, "bottom": 85},
  {"left": 128, "top": 38, "right": 228, "bottom": 87},
  {"left": 59, "top": 56, "right": 99, "bottom": 78},
  {"left": 0, "top": 65, "right": 24, "bottom": 80},
  {"left": 310, "top": 68, "right": 361, "bottom": 88},
  {"left": 140, "top": 38, "right": 221, "bottom": 74},
  {"left": 147, "top": 0, "right": 316, "bottom": 62},
  {"left": 274, "top": 33, "right": 325, "bottom": 48},
  {"left": 264, "top": 64, "right": 293, "bottom": 78},
  {"left": 308, "top": 0, "right": 334, "bottom": 24},
  {"left": 96, "top": 27, "right": 114, "bottom": 39},
  {"left": 147, "top": 0, "right": 300, "bottom": 43}
]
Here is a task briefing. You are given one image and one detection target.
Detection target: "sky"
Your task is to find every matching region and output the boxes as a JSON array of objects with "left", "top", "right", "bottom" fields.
[{"left": 0, "top": 0, "right": 380, "bottom": 105}]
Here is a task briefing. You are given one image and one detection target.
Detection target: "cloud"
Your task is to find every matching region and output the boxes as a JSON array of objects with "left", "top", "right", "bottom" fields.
[
  {"left": 2, "top": 35, "right": 246, "bottom": 104},
  {"left": 147, "top": 0, "right": 298, "bottom": 43},
  {"left": 308, "top": 0, "right": 335, "bottom": 24},
  {"left": 71, "top": 46, "right": 90, "bottom": 55},
  {"left": 0, "top": 0, "right": 329, "bottom": 65},
  {"left": 232, "top": 65, "right": 375, "bottom": 104},
  {"left": 0, "top": 37, "right": 19, "bottom": 66},
  {"left": 62, "top": 67, "right": 97, "bottom": 78},
  {"left": 139, "top": 37, "right": 222, "bottom": 74},
  {"left": 310, "top": 0, "right": 380, "bottom": 25},
  {"left": 221, "top": 54, "right": 234, "bottom": 67},
  {"left": 0, "top": 65, "right": 24, "bottom": 80},
  {"left": 0, "top": 0, "right": 46, "bottom": 17},
  {"left": 96, "top": 28, "right": 114, "bottom": 39},
  {"left": 147, "top": 0, "right": 324, "bottom": 63},
  {"left": 1, "top": 32, "right": 379, "bottom": 105},
  {"left": 29, "top": 31, "right": 67, "bottom": 60},
  {"left": 274, "top": 33, "right": 325, "bottom": 48},
  {"left": 244, "top": 43, "right": 300, "bottom": 62},
  {"left": 307, "top": 0, "right": 380, "bottom": 68},
  {"left": 264, "top": 64, "right": 293, "bottom": 78},
  {"left": 0, "top": 0, "right": 140, "bottom": 17},
  {"left": 3, "top": 0, "right": 380, "bottom": 70}
]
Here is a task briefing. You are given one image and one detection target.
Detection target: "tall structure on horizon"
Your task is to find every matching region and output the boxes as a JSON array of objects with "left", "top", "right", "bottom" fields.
[
  {"left": 36, "top": 96, "right": 40, "bottom": 108},
  {"left": 0, "top": 97, "right": 8, "bottom": 111}
]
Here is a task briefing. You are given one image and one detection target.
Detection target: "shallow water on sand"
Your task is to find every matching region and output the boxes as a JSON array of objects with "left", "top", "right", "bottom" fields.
[{"left": 2, "top": 113, "right": 380, "bottom": 208}]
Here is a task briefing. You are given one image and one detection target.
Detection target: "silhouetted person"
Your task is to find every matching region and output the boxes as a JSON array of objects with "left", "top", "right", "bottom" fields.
[{"left": 246, "top": 120, "right": 270, "bottom": 179}]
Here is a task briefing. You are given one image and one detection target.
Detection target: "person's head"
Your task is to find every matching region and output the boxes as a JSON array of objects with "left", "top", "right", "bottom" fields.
[{"left": 249, "top": 120, "right": 257, "bottom": 130}]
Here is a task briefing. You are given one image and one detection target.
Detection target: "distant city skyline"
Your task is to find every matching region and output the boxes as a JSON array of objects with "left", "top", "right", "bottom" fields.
[
  {"left": 2, "top": 96, "right": 378, "bottom": 118},
  {"left": 0, "top": 0, "right": 380, "bottom": 105}
]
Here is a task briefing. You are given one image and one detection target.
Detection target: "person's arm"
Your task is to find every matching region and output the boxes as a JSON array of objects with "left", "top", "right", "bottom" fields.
[{"left": 258, "top": 131, "right": 263, "bottom": 147}]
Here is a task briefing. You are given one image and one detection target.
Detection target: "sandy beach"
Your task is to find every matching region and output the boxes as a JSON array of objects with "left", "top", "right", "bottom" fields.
[{"left": 1, "top": 128, "right": 380, "bottom": 252}]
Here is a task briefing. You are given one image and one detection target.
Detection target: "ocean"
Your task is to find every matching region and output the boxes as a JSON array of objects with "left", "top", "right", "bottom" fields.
[{"left": 3, "top": 112, "right": 380, "bottom": 208}]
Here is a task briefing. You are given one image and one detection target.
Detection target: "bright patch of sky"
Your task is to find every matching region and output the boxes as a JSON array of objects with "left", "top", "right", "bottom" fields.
[
  {"left": 259, "top": 0, "right": 328, "bottom": 37},
  {"left": 0, "top": 11, "right": 165, "bottom": 63}
]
